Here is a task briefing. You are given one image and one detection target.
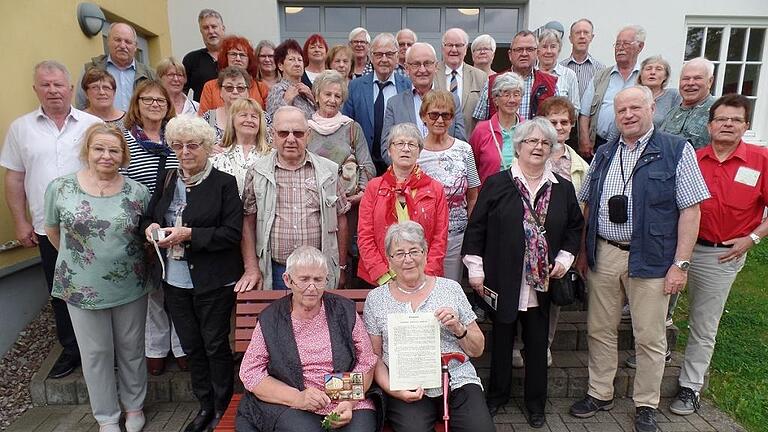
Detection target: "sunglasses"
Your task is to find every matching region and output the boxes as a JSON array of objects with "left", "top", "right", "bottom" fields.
[
  {"left": 426, "top": 112, "right": 454, "bottom": 121},
  {"left": 275, "top": 129, "right": 306, "bottom": 139}
]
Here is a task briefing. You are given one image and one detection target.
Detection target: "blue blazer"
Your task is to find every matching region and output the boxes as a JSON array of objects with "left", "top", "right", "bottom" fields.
[{"left": 341, "top": 73, "right": 412, "bottom": 155}]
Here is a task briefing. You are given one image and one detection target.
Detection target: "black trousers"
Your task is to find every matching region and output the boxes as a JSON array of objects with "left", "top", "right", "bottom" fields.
[
  {"left": 487, "top": 307, "right": 549, "bottom": 414},
  {"left": 386, "top": 383, "right": 495, "bottom": 432},
  {"left": 38, "top": 235, "right": 79, "bottom": 357},
  {"left": 164, "top": 283, "right": 235, "bottom": 411}
]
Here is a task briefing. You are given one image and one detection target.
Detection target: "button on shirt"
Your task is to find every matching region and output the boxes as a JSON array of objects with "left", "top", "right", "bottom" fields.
[
  {"left": 0, "top": 107, "right": 103, "bottom": 234},
  {"left": 445, "top": 64, "right": 464, "bottom": 104},
  {"left": 580, "top": 64, "right": 641, "bottom": 140},
  {"left": 660, "top": 95, "right": 715, "bottom": 150},
  {"left": 105, "top": 56, "right": 137, "bottom": 111},
  {"left": 373, "top": 73, "right": 398, "bottom": 108}
]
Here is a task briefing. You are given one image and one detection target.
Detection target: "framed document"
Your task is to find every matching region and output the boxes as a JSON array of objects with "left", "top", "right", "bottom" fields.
[{"left": 387, "top": 312, "right": 441, "bottom": 391}]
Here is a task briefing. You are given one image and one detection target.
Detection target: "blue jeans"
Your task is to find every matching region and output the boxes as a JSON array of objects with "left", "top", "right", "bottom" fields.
[{"left": 271, "top": 261, "right": 289, "bottom": 290}]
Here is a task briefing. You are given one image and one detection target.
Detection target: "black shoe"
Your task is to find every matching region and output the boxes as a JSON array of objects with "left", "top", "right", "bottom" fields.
[
  {"left": 569, "top": 395, "right": 614, "bottom": 418},
  {"left": 486, "top": 400, "right": 501, "bottom": 417},
  {"left": 528, "top": 411, "right": 546, "bottom": 428},
  {"left": 48, "top": 352, "right": 80, "bottom": 379},
  {"left": 634, "top": 406, "right": 658, "bottom": 432},
  {"left": 184, "top": 409, "right": 214, "bottom": 432},
  {"left": 207, "top": 410, "right": 225, "bottom": 431}
]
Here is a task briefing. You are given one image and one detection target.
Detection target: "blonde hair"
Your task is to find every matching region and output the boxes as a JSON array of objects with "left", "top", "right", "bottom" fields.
[
  {"left": 221, "top": 98, "right": 269, "bottom": 154},
  {"left": 80, "top": 123, "right": 131, "bottom": 168}
]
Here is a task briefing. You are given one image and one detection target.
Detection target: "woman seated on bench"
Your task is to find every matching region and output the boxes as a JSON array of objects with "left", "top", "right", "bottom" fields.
[{"left": 236, "top": 246, "right": 378, "bottom": 431}]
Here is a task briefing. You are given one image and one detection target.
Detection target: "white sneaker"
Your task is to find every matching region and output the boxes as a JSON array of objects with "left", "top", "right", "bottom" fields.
[
  {"left": 512, "top": 349, "right": 524, "bottom": 368},
  {"left": 125, "top": 411, "right": 145, "bottom": 432}
]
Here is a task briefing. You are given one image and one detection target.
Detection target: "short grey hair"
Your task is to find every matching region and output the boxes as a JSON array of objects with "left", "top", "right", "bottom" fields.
[
  {"left": 385, "top": 221, "right": 428, "bottom": 256},
  {"left": 33, "top": 60, "right": 71, "bottom": 83},
  {"left": 312, "top": 70, "right": 349, "bottom": 103},
  {"left": 405, "top": 42, "right": 437, "bottom": 63},
  {"left": 273, "top": 106, "right": 309, "bottom": 129},
  {"left": 619, "top": 24, "right": 646, "bottom": 43},
  {"left": 538, "top": 29, "right": 562, "bottom": 49},
  {"left": 512, "top": 117, "right": 561, "bottom": 156},
  {"left": 491, "top": 72, "right": 524, "bottom": 97},
  {"left": 616, "top": 85, "right": 655, "bottom": 107},
  {"left": 108, "top": 22, "right": 137, "bottom": 42},
  {"left": 165, "top": 114, "right": 217, "bottom": 151},
  {"left": 349, "top": 27, "right": 370, "bottom": 43},
  {"left": 638, "top": 55, "right": 672, "bottom": 88},
  {"left": 472, "top": 34, "right": 496, "bottom": 53},
  {"left": 286, "top": 245, "right": 329, "bottom": 276},
  {"left": 443, "top": 28, "right": 469, "bottom": 45},
  {"left": 569, "top": 18, "right": 594, "bottom": 34},
  {"left": 371, "top": 32, "right": 398, "bottom": 52},
  {"left": 683, "top": 57, "right": 715, "bottom": 79},
  {"left": 387, "top": 123, "right": 424, "bottom": 151},
  {"left": 396, "top": 28, "right": 418, "bottom": 42},
  {"left": 198, "top": 8, "right": 223, "bottom": 24}
]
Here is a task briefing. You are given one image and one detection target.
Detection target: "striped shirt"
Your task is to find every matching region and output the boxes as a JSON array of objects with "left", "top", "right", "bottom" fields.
[
  {"left": 550, "top": 64, "right": 581, "bottom": 109},
  {"left": 560, "top": 53, "right": 606, "bottom": 98},
  {"left": 122, "top": 129, "right": 179, "bottom": 194}
]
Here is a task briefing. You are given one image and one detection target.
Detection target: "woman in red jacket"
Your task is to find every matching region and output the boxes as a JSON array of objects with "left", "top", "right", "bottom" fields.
[{"left": 357, "top": 123, "right": 448, "bottom": 286}]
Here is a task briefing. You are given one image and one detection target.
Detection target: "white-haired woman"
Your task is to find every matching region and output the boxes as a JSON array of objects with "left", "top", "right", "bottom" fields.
[
  {"left": 537, "top": 29, "right": 580, "bottom": 109},
  {"left": 637, "top": 55, "right": 682, "bottom": 127},
  {"left": 471, "top": 34, "right": 497, "bottom": 75},
  {"left": 462, "top": 117, "right": 584, "bottom": 428},
  {"left": 142, "top": 114, "right": 243, "bottom": 432}
]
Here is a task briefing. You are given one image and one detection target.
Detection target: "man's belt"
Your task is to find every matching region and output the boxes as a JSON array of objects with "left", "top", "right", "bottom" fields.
[
  {"left": 599, "top": 236, "right": 630, "bottom": 251},
  {"left": 696, "top": 238, "right": 733, "bottom": 248}
]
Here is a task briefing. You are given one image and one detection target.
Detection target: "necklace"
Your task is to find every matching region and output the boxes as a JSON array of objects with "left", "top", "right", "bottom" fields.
[
  {"left": 394, "top": 278, "right": 428, "bottom": 295},
  {"left": 89, "top": 172, "right": 120, "bottom": 197}
]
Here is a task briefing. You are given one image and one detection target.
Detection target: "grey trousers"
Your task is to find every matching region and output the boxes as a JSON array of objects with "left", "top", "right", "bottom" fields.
[
  {"left": 67, "top": 295, "right": 148, "bottom": 425},
  {"left": 145, "top": 285, "right": 184, "bottom": 358},
  {"left": 679, "top": 244, "right": 746, "bottom": 392},
  {"left": 443, "top": 230, "right": 465, "bottom": 284}
]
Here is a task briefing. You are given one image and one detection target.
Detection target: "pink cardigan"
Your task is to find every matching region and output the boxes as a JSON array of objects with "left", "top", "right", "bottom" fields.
[{"left": 469, "top": 113, "right": 522, "bottom": 185}]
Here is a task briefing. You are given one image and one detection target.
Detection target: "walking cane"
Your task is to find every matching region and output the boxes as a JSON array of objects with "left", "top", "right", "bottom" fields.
[{"left": 441, "top": 352, "right": 467, "bottom": 432}]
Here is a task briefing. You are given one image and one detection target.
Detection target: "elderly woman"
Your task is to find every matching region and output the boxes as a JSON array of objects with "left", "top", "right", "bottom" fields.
[
  {"left": 197, "top": 35, "right": 269, "bottom": 114},
  {"left": 157, "top": 57, "right": 199, "bottom": 115},
  {"left": 201, "top": 67, "right": 253, "bottom": 145},
  {"left": 638, "top": 55, "right": 682, "bottom": 127},
  {"left": 471, "top": 34, "right": 496, "bottom": 75},
  {"left": 539, "top": 97, "right": 590, "bottom": 194},
  {"left": 236, "top": 246, "right": 378, "bottom": 432},
  {"left": 44, "top": 124, "right": 150, "bottom": 432},
  {"left": 418, "top": 90, "right": 480, "bottom": 283},
  {"left": 82, "top": 68, "right": 125, "bottom": 127},
  {"left": 326, "top": 45, "right": 356, "bottom": 81},
  {"left": 363, "top": 221, "right": 495, "bottom": 432},
  {"left": 469, "top": 72, "right": 524, "bottom": 184},
  {"left": 303, "top": 34, "right": 329, "bottom": 85},
  {"left": 462, "top": 117, "right": 584, "bottom": 428},
  {"left": 123, "top": 80, "right": 183, "bottom": 376},
  {"left": 266, "top": 39, "right": 316, "bottom": 122},
  {"left": 537, "top": 29, "right": 580, "bottom": 109},
  {"left": 255, "top": 40, "right": 280, "bottom": 89},
  {"left": 211, "top": 98, "right": 271, "bottom": 196},
  {"left": 357, "top": 123, "right": 448, "bottom": 287},
  {"left": 142, "top": 114, "right": 243, "bottom": 432}
]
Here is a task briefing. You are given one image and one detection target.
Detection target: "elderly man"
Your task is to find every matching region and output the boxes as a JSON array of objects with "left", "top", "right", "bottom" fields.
[
  {"left": 579, "top": 25, "right": 645, "bottom": 159},
  {"left": 570, "top": 86, "right": 709, "bottom": 432},
  {"left": 472, "top": 30, "right": 557, "bottom": 122},
  {"left": 560, "top": 19, "right": 606, "bottom": 97},
  {"left": 670, "top": 94, "right": 768, "bottom": 416},
  {"left": 76, "top": 23, "right": 156, "bottom": 111},
  {"left": 381, "top": 42, "right": 466, "bottom": 164},
  {"left": 435, "top": 28, "right": 488, "bottom": 136},
  {"left": 237, "top": 106, "right": 349, "bottom": 292},
  {"left": 349, "top": 27, "right": 373, "bottom": 78},
  {"left": 183, "top": 9, "right": 225, "bottom": 102},
  {"left": 661, "top": 57, "right": 716, "bottom": 150},
  {"left": 1, "top": 61, "right": 102, "bottom": 379},
  {"left": 395, "top": 28, "right": 417, "bottom": 77},
  {"left": 342, "top": 33, "right": 411, "bottom": 175}
]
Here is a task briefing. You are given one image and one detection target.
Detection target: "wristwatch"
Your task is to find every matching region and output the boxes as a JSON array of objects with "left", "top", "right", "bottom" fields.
[
  {"left": 674, "top": 260, "right": 691, "bottom": 271},
  {"left": 749, "top": 233, "right": 761, "bottom": 245}
]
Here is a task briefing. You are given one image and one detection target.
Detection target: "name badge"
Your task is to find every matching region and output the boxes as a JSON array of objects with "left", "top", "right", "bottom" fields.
[{"left": 734, "top": 166, "right": 760, "bottom": 187}]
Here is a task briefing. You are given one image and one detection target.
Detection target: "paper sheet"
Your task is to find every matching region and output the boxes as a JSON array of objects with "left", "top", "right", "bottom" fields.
[{"left": 387, "top": 312, "right": 441, "bottom": 391}]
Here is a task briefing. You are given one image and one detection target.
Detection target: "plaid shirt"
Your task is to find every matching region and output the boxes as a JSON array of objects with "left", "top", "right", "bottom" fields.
[
  {"left": 559, "top": 53, "right": 606, "bottom": 99},
  {"left": 579, "top": 127, "right": 710, "bottom": 242}
]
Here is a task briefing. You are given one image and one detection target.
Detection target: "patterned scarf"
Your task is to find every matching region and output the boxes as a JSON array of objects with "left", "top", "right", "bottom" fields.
[
  {"left": 178, "top": 159, "right": 213, "bottom": 186},
  {"left": 513, "top": 177, "right": 552, "bottom": 292},
  {"left": 130, "top": 124, "right": 170, "bottom": 156},
  {"left": 380, "top": 165, "right": 433, "bottom": 223}
]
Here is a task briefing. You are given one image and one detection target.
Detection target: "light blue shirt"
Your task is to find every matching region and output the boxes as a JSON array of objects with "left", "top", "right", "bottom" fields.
[
  {"left": 373, "top": 72, "right": 398, "bottom": 110},
  {"left": 411, "top": 86, "right": 430, "bottom": 137},
  {"left": 164, "top": 178, "right": 193, "bottom": 289},
  {"left": 106, "top": 56, "right": 137, "bottom": 111},
  {"left": 580, "top": 63, "right": 640, "bottom": 139}
]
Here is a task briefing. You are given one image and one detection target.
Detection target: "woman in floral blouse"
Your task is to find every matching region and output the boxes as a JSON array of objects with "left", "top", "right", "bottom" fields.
[{"left": 44, "top": 124, "right": 150, "bottom": 432}]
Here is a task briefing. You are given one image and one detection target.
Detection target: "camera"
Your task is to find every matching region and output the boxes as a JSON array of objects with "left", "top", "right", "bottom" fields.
[{"left": 151, "top": 229, "right": 166, "bottom": 242}]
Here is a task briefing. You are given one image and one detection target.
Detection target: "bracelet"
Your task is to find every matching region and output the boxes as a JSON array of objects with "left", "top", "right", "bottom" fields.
[{"left": 455, "top": 326, "right": 468, "bottom": 340}]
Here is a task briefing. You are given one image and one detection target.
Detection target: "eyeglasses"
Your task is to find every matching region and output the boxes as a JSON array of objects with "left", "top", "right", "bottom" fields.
[
  {"left": 496, "top": 90, "right": 522, "bottom": 99},
  {"left": 521, "top": 138, "right": 552, "bottom": 148},
  {"left": 258, "top": 54, "right": 274, "bottom": 59},
  {"left": 275, "top": 129, "right": 306, "bottom": 139},
  {"left": 163, "top": 73, "right": 185, "bottom": 80},
  {"left": 390, "top": 249, "right": 425, "bottom": 261},
  {"left": 398, "top": 42, "right": 414, "bottom": 48},
  {"left": 474, "top": 47, "right": 492, "bottom": 53},
  {"left": 222, "top": 85, "right": 249, "bottom": 93},
  {"left": 407, "top": 60, "right": 436, "bottom": 69},
  {"left": 350, "top": 40, "right": 369, "bottom": 45},
  {"left": 138, "top": 96, "right": 168, "bottom": 107},
  {"left": 511, "top": 47, "right": 537, "bottom": 53},
  {"left": 614, "top": 41, "right": 639, "bottom": 48},
  {"left": 288, "top": 275, "right": 328, "bottom": 292},
  {"left": 426, "top": 111, "right": 454, "bottom": 121},
  {"left": 170, "top": 142, "right": 203, "bottom": 151},
  {"left": 87, "top": 84, "right": 114, "bottom": 92},
  {"left": 390, "top": 141, "right": 419, "bottom": 150},
  {"left": 372, "top": 51, "right": 397, "bottom": 60},
  {"left": 443, "top": 43, "right": 466, "bottom": 50},
  {"left": 227, "top": 51, "right": 249, "bottom": 59},
  {"left": 712, "top": 116, "right": 746, "bottom": 125}
]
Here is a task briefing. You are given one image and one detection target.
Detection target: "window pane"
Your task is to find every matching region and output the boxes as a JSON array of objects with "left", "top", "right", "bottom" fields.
[
  {"left": 743, "top": 64, "right": 760, "bottom": 96},
  {"left": 747, "top": 28, "right": 765, "bottom": 61},
  {"left": 484, "top": 9, "right": 519, "bottom": 35},
  {"left": 284, "top": 7, "right": 319, "bottom": 32},
  {"left": 447, "top": 9, "right": 479, "bottom": 33},
  {"left": 704, "top": 27, "right": 723, "bottom": 61},
  {"left": 745, "top": 97, "right": 756, "bottom": 124},
  {"left": 723, "top": 64, "right": 742, "bottom": 94},
  {"left": 325, "top": 8, "right": 360, "bottom": 32},
  {"left": 685, "top": 27, "right": 704, "bottom": 60},
  {"left": 366, "top": 8, "right": 401, "bottom": 32},
  {"left": 728, "top": 27, "right": 747, "bottom": 61},
  {"left": 711, "top": 63, "right": 719, "bottom": 95},
  {"left": 406, "top": 8, "right": 441, "bottom": 33}
]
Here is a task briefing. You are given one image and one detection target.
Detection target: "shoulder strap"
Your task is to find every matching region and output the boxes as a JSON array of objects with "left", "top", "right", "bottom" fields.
[
  {"left": 349, "top": 123, "right": 357, "bottom": 152},
  {"left": 506, "top": 169, "right": 545, "bottom": 231}
]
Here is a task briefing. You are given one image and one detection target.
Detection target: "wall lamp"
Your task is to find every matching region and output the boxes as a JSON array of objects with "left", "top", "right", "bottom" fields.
[{"left": 77, "top": 2, "right": 106, "bottom": 37}]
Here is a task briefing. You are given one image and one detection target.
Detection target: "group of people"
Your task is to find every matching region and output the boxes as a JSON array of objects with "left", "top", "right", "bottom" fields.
[{"left": 2, "top": 7, "right": 767, "bottom": 432}]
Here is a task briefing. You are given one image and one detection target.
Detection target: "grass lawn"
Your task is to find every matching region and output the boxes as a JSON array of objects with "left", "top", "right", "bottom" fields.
[{"left": 673, "top": 242, "right": 768, "bottom": 432}]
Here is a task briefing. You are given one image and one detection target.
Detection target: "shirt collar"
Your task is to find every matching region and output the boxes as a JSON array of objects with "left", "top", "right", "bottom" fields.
[
  {"left": 374, "top": 72, "right": 396, "bottom": 85},
  {"left": 106, "top": 55, "right": 137, "bottom": 71},
  {"left": 619, "top": 126, "right": 654, "bottom": 151},
  {"left": 680, "top": 95, "right": 715, "bottom": 111},
  {"left": 35, "top": 106, "right": 77, "bottom": 122},
  {"left": 275, "top": 151, "right": 312, "bottom": 170},
  {"left": 510, "top": 160, "right": 559, "bottom": 184},
  {"left": 444, "top": 62, "right": 464, "bottom": 76},
  {"left": 699, "top": 140, "right": 748, "bottom": 163},
  {"left": 610, "top": 62, "right": 641, "bottom": 75},
  {"left": 567, "top": 53, "right": 596, "bottom": 65}
]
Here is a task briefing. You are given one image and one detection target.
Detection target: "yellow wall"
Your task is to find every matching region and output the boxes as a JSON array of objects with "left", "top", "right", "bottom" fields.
[{"left": 0, "top": 0, "right": 170, "bottom": 270}]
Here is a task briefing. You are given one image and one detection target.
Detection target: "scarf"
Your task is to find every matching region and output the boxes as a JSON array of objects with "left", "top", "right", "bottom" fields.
[
  {"left": 131, "top": 124, "right": 170, "bottom": 156},
  {"left": 178, "top": 159, "right": 213, "bottom": 186},
  {"left": 513, "top": 177, "right": 552, "bottom": 292},
  {"left": 308, "top": 112, "right": 353, "bottom": 136},
  {"left": 380, "top": 165, "right": 432, "bottom": 224}
]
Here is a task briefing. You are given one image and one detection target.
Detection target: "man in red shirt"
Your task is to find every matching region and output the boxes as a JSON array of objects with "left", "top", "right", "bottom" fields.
[{"left": 670, "top": 94, "right": 768, "bottom": 416}]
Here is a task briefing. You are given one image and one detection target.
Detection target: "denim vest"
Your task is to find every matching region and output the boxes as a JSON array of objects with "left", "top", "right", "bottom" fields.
[{"left": 585, "top": 130, "right": 686, "bottom": 278}]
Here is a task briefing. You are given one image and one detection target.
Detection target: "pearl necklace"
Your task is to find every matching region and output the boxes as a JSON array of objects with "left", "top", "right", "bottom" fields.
[{"left": 394, "top": 279, "right": 428, "bottom": 295}]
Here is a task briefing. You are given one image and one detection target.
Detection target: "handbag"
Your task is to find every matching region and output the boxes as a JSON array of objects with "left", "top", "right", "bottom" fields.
[{"left": 338, "top": 124, "right": 361, "bottom": 196}]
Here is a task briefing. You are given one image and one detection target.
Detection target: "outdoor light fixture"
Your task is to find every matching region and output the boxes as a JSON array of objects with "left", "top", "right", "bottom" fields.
[
  {"left": 285, "top": 7, "right": 305, "bottom": 14},
  {"left": 457, "top": 8, "right": 480, "bottom": 16},
  {"left": 77, "top": 2, "right": 106, "bottom": 37}
]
